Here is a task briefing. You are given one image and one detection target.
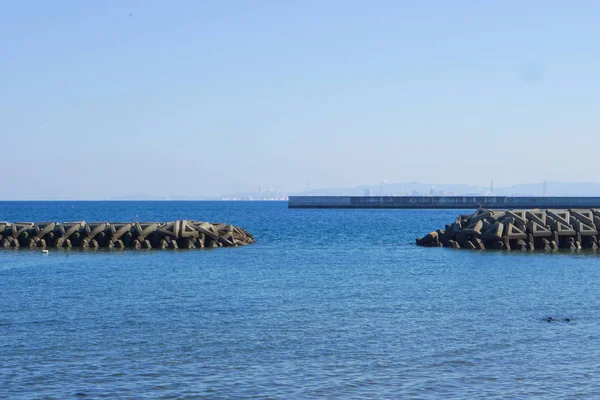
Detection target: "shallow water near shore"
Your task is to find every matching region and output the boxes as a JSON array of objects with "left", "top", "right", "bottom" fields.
[{"left": 2, "top": 201, "right": 600, "bottom": 398}]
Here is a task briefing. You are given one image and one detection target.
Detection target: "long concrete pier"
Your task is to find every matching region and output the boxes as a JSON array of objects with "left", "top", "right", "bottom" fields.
[{"left": 288, "top": 196, "right": 600, "bottom": 209}]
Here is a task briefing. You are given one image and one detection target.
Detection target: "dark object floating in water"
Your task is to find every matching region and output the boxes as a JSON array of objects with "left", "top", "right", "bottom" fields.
[
  {"left": 0, "top": 220, "right": 255, "bottom": 250},
  {"left": 416, "top": 207, "right": 600, "bottom": 251},
  {"left": 545, "top": 316, "right": 573, "bottom": 323}
]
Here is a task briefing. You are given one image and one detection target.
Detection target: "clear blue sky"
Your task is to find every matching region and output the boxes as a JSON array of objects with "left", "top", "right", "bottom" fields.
[{"left": 1, "top": 1, "right": 599, "bottom": 199}]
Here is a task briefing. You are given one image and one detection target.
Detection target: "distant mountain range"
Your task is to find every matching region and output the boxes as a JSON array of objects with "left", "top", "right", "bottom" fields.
[{"left": 106, "top": 181, "right": 600, "bottom": 200}]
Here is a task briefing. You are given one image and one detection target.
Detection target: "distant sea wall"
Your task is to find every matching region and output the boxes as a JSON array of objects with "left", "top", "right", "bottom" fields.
[
  {"left": 288, "top": 196, "right": 600, "bottom": 209},
  {"left": 0, "top": 220, "right": 255, "bottom": 249}
]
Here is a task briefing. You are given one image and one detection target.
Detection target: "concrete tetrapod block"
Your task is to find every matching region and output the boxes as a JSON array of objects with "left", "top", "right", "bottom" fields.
[
  {"left": 15, "top": 231, "right": 28, "bottom": 246},
  {"left": 12, "top": 223, "right": 34, "bottom": 239},
  {"left": 121, "top": 232, "right": 133, "bottom": 247},
  {"left": 233, "top": 232, "right": 251, "bottom": 245},
  {"left": 463, "top": 220, "right": 483, "bottom": 236},
  {"left": 526, "top": 210, "right": 547, "bottom": 227},
  {"left": 482, "top": 222, "right": 504, "bottom": 240},
  {"left": 527, "top": 234, "right": 535, "bottom": 250},
  {"left": 565, "top": 237, "right": 577, "bottom": 251},
  {"left": 451, "top": 220, "right": 462, "bottom": 235},
  {"left": 173, "top": 221, "right": 182, "bottom": 238},
  {"left": 573, "top": 220, "right": 598, "bottom": 236},
  {"left": 554, "top": 221, "right": 576, "bottom": 236},
  {"left": 195, "top": 222, "right": 219, "bottom": 241},
  {"left": 417, "top": 232, "right": 439, "bottom": 247},
  {"left": 218, "top": 232, "right": 236, "bottom": 247},
  {"left": 588, "top": 236, "right": 599, "bottom": 250},
  {"left": 506, "top": 210, "right": 527, "bottom": 226},
  {"left": 62, "top": 222, "right": 84, "bottom": 240},
  {"left": 35, "top": 223, "right": 56, "bottom": 239},
  {"left": 135, "top": 223, "right": 159, "bottom": 239},
  {"left": 571, "top": 210, "right": 596, "bottom": 227},
  {"left": 156, "top": 221, "right": 178, "bottom": 238},
  {"left": 111, "top": 223, "right": 133, "bottom": 241},
  {"left": 468, "top": 208, "right": 493, "bottom": 224},
  {"left": 491, "top": 240, "right": 504, "bottom": 250},
  {"left": 238, "top": 227, "right": 254, "bottom": 241},
  {"left": 85, "top": 223, "right": 108, "bottom": 241},
  {"left": 180, "top": 237, "right": 196, "bottom": 249},
  {"left": 448, "top": 240, "right": 460, "bottom": 249},
  {"left": 473, "top": 238, "right": 485, "bottom": 250},
  {"left": 206, "top": 238, "right": 218, "bottom": 248},
  {"left": 526, "top": 221, "right": 553, "bottom": 237},
  {"left": 548, "top": 210, "right": 571, "bottom": 227},
  {"left": 179, "top": 221, "right": 200, "bottom": 238},
  {"left": 490, "top": 211, "right": 506, "bottom": 222},
  {"left": 499, "top": 216, "right": 515, "bottom": 227},
  {"left": 514, "top": 239, "right": 527, "bottom": 250},
  {"left": 463, "top": 240, "right": 476, "bottom": 249},
  {"left": 212, "top": 223, "right": 228, "bottom": 231}
]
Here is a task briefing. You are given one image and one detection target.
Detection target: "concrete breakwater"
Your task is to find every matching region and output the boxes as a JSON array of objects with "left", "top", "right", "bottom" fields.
[
  {"left": 288, "top": 196, "right": 600, "bottom": 209},
  {"left": 416, "top": 208, "right": 600, "bottom": 251},
  {"left": 0, "top": 220, "right": 255, "bottom": 250}
]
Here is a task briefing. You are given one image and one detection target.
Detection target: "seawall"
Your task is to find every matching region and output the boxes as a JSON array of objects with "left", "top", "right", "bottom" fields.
[
  {"left": 417, "top": 208, "right": 600, "bottom": 251},
  {"left": 288, "top": 196, "right": 600, "bottom": 209},
  {"left": 0, "top": 220, "right": 254, "bottom": 250}
]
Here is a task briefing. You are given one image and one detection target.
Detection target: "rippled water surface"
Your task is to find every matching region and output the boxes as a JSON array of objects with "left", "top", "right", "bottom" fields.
[{"left": 2, "top": 201, "right": 600, "bottom": 399}]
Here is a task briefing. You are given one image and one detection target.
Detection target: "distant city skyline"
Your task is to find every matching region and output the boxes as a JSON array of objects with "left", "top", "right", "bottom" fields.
[
  {"left": 2, "top": 1, "right": 600, "bottom": 199},
  {"left": 33, "top": 180, "right": 600, "bottom": 201}
]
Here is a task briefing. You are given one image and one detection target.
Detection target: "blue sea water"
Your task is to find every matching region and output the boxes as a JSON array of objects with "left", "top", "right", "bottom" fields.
[{"left": 2, "top": 201, "right": 600, "bottom": 399}]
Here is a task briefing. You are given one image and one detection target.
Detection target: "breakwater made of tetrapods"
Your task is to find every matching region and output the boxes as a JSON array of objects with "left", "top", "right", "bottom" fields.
[
  {"left": 0, "top": 220, "right": 255, "bottom": 249},
  {"left": 416, "top": 208, "right": 600, "bottom": 251}
]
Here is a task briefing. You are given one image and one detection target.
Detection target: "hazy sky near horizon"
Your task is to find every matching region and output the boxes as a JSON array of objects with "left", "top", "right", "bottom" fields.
[{"left": 1, "top": 1, "right": 600, "bottom": 199}]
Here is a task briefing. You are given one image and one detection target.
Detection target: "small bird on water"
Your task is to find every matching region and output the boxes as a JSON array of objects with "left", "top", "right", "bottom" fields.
[{"left": 42, "top": 249, "right": 49, "bottom": 254}]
